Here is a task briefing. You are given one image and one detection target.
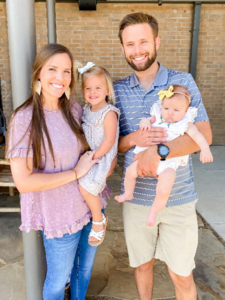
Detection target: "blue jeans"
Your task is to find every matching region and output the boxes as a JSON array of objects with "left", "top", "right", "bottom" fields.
[{"left": 42, "top": 221, "right": 98, "bottom": 300}]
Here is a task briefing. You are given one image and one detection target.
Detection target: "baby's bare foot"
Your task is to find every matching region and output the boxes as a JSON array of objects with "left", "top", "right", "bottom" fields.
[{"left": 114, "top": 193, "right": 133, "bottom": 203}]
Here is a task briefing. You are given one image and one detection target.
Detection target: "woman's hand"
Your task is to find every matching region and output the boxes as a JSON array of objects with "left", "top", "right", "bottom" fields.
[{"left": 75, "top": 151, "right": 99, "bottom": 179}]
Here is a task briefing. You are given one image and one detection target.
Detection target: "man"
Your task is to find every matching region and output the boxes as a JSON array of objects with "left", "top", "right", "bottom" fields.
[{"left": 114, "top": 13, "right": 212, "bottom": 300}]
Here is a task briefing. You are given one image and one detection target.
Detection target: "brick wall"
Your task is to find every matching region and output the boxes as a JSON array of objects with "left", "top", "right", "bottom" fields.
[
  {"left": 196, "top": 4, "right": 225, "bottom": 144},
  {"left": 0, "top": 2, "right": 224, "bottom": 144},
  {"left": 0, "top": 4, "right": 13, "bottom": 122}
]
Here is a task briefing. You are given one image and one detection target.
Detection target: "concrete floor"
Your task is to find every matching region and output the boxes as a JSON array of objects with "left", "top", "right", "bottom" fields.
[{"left": 0, "top": 146, "right": 224, "bottom": 300}]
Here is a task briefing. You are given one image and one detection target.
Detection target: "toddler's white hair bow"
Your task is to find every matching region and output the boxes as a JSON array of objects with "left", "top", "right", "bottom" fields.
[{"left": 78, "top": 62, "right": 95, "bottom": 74}]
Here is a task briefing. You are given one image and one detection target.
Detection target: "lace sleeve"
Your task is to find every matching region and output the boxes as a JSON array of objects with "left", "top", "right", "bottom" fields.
[
  {"left": 176, "top": 107, "right": 198, "bottom": 135},
  {"left": 150, "top": 102, "right": 161, "bottom": 118}
]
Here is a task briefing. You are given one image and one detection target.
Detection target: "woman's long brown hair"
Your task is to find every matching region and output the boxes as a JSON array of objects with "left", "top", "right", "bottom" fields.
[{"left": 7, "top": 43, "right": 89, "bottom": 170}]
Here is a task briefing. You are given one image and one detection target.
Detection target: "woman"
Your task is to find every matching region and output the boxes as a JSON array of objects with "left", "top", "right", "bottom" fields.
[{"left": 6, "top": 43, "right": 113, "bottom": 300}]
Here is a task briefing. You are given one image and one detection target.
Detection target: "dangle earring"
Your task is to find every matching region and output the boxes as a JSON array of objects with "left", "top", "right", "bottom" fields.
[
  {"left": 34, "top": 80, "right": 42, "bottom": 95},
  {"left": 65, "top": 87, "right": 71, "bottom": 100}
]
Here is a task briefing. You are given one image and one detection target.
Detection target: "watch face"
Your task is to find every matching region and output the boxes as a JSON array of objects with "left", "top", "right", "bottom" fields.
[{"left": 159, "top": 145, "right": 169, "bottom": 156}]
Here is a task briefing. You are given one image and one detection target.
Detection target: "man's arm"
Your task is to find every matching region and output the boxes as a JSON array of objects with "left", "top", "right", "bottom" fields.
[
  {"left": 134, "top": 121, "right": 212, "bottom": 177},
  {"left": 166, "top": 120, "right": 212, "bottom": 158}
]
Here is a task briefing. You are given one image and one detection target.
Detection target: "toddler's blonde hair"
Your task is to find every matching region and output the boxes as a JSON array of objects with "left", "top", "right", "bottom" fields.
[{"left": 74, "top": 62, "right": 115, "bottom": 105}]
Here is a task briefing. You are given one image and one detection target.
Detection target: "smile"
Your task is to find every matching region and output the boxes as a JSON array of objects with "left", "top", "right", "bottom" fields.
[
  {"left": 132, "top": 54, "right": 147, "bottom": 62},
  {"left": 133, "top": 56, "right": 146, "bottom": 61},
  {"left": 51, "top": 83, "right": 64, "bottom": 89}
]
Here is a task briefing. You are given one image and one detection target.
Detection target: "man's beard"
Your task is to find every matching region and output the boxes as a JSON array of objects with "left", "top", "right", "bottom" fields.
[{"left": 125, "top": 49, "right": 157, "bottom": 72}]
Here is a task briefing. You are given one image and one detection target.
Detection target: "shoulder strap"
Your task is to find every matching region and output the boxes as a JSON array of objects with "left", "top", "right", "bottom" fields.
[
  {"left": 82, "top": 104, "right": 120, "bottom": 127},
  {"left": 95, "top": 105, "right": 120, "bottom": 125}
]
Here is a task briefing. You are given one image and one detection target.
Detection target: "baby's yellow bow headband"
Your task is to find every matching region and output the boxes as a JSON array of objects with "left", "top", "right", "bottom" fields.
[{"left": 158, "top": 85, "right": 191, "bottom": 103}]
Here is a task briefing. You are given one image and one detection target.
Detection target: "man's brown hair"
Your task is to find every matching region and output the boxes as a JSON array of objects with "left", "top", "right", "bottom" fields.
[{"left": 118, "top": 12, "right": 159, "bottom": 44}]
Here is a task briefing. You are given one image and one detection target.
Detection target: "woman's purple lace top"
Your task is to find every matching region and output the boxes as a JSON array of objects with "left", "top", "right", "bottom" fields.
[{"left": 6, "top": 101, "right": 112, "bottom": 239}]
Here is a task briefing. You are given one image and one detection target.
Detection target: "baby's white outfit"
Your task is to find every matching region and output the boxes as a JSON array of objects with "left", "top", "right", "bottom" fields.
[
  {"left": 78, "top": 104, "right": 120, "bottom": 196},
  {"left": 134, "top": 102, "right": 198, "bottom": 175}
]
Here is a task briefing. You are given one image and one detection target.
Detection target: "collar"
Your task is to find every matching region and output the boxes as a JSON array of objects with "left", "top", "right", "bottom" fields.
[{"left": 129, "top": 63, "right": 168, "bottom": 88}]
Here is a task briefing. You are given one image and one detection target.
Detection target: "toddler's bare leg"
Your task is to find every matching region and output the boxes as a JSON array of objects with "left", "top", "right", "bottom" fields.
[
  {"left": 147, "top": 168, "right": 176, "bottom": 226},
  {"left": 115, "top": 161, "right": 138, "bottom": 202},
  {"left": 79, "top": 184, "right": 103, "bottom": 242}
]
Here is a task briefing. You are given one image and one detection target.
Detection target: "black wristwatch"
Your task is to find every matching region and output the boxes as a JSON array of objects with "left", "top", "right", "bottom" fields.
[{"left": 157, "top": 144, "right": 170, "bottom": 161}]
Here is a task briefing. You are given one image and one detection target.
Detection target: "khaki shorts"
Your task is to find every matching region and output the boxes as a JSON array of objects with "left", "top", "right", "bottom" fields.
[{"left": 123, "top": 200, "right": 198, "bottom": 277}]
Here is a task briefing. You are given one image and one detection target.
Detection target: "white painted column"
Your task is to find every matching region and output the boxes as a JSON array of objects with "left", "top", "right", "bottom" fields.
[
  {"left": 47, "top": 0, "right": 57, "bottom": 43},
  {"left": 6, "top": 1, "right": 46, "bottom": 300},
  {"left": 6, "top": 0, "right": 37, "bottom": 109}
]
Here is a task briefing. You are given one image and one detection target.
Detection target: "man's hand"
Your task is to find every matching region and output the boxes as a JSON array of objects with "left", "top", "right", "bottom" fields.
[
  {"left": 118, "top": 116, "right": 168, "bottom": 153},
  {"left": 136, "top": 116, "right": 167, "bottom": 147},
  {"left": 135, "top": 127, "right": 167, "bottom": 147},
  {"left": 133, "top": 145, "right": 160, "bottom": 178}
]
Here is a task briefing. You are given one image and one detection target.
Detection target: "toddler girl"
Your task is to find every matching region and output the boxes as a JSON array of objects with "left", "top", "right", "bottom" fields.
[
  {"left": 115, "top": 85, "right": 213, "bottom": 226},
  {"left": 75, "top": 62, "right": 120, "bottom": 246}
]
